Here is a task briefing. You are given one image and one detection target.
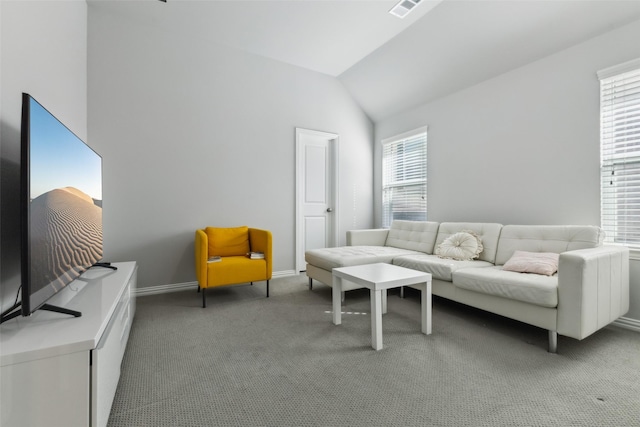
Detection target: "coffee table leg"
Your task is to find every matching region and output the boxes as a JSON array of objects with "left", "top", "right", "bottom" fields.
[
  {"left": 421, "top": 280, "right": 432, "bottom": 335},
  {"left": 371, "top": 289, "right": 383, "bottom": 350},
  {"left": 332, "top": 276, "right": 342, "bottom": 325},
  {"left": 382, "top": 289, "right": 388, "bottom": 314}
]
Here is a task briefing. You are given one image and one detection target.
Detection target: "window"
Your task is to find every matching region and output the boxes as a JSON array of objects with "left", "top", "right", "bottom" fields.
[
  {"left": 382, "top": 127, "right": 427, "bottom": 228},
  {"left": 599, "top": 58, "right": 640, "bottom": 247}
]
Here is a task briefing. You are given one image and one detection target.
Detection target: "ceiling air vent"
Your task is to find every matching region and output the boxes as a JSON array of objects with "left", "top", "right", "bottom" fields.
[{"left": 389, "top": 0, "right": 423, "bottom": 19}]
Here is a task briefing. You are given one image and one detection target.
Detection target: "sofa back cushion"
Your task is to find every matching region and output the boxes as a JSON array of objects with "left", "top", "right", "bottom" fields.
[
  {"left": 435, "top": 223, "right": 503, "bottom": 263},
  {"left": 206, "top": 226, "right": 250, "bottom": 257},
  {"left": 385, "top": 220, "right": 440, "bottom": 254},
  {"left": 495, "top": 225, "right": 604, "bottom": 265}
]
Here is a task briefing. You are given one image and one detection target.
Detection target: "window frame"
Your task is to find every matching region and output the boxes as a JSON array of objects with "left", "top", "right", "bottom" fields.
[
  {"left": 598, "top": 57, "right": 640, "bottom": 253},
  {"left": 381, "top": 126, "right": 428, "bottom": 228}
]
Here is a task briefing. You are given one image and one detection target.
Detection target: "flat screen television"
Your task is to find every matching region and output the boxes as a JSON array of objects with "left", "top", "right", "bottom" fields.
[{"left": 0, "top": 93, "right": 103, "bottom": 323}]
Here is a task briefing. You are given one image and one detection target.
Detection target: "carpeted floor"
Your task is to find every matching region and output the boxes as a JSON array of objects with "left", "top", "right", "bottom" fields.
[{"left": 107, "top": 274, "right": 640, "bottom": 427}]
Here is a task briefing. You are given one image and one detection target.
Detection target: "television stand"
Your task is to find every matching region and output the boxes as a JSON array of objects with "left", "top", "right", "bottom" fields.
[
  {"left": 92, "top": 261, "right": 118, "bottom": 270},
  {"left": 40, "top": 302, "right": 82, "bottom": 317},
  {"left": 0, "top": 261, "right": 137, "bottom": 427},
  {"left": 0, "top": 301, "right": 81, "bottom": 325},
  {"left": 0, "top": 302, "right": 21, "bottom": 324}
]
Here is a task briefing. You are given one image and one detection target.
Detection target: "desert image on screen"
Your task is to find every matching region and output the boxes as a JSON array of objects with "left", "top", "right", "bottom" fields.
[{"left": 29, "top": 187, "right": 102, "bottom": 292}]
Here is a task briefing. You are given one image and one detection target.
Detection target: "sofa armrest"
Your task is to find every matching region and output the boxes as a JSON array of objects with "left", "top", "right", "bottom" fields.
[
  {"left": 194, "top": 229, "right": 208, "bottom": 286},
  {"left": 557, "top": 245, "right": 629, "bottom": 340},
  {"left": 346, "top": 229, "right": 389, "bottom": 246},
  {"left": 249, "top": 228, "right": 273, "bottom": 279}
]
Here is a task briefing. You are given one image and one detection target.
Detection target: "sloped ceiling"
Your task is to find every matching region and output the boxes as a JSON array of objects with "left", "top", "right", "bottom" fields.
[
  {"left": 339, "top": 0, "right": 640, "bottom": 121},
  {"left": 89, "top": 0, "right": 442, "bottom": 76},
  {"left": 90, "top": 0, "right": 640, "bottom": 122}
]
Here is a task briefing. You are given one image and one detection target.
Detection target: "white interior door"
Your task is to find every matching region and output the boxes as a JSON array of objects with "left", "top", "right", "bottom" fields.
[{"left": 296, "top": 128, "right": 339, "bottom": 272}]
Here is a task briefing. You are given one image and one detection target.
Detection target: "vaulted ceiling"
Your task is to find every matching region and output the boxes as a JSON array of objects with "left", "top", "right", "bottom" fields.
[
  {"left": 340, "top": 0, "right": 640, "bottom": 121},
  {"left": 92, "top": 0, "right": 640, "bottom": 121},
  {"left": 93, "top": 0, "right": 441, "bottom": 76}
]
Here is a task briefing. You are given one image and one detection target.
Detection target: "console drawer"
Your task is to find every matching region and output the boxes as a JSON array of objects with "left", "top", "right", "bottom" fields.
[{"left": 90, "top": 272, "right": 135, "bottom": 427}]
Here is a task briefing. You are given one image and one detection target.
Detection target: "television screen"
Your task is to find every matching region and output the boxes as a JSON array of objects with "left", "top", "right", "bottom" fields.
[{"left": 21, "top": 93, "right": 103, "bottom": 316}]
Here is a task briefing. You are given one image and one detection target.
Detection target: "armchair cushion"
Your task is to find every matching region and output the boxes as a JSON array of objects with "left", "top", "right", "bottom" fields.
[
  {"left": 206, "top": 256, "right": 267, "bottom": 287},
  {"left": 206, "top": 226, "right": 250, "bottom": 257}
]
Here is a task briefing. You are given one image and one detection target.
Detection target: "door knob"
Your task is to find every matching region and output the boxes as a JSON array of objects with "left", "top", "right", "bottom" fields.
[{"left": 326, "top": 208, "right": 333, "bottom": 213}]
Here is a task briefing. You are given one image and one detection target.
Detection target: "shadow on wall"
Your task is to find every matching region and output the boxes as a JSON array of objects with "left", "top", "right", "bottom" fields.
[
  {"left": 177, "top": 231, "right": 196, "bottom": 285},
  {"left": 1, "top": 122, "right": 23, "bottom": 314},
  {"left": 104, "top": 229, "right": 196, "bottom": 289}
]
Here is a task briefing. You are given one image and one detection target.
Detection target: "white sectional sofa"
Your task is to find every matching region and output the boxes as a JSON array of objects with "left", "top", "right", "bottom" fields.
[{"left": 305, "top": 220, "right": 630, "bottom": 352}]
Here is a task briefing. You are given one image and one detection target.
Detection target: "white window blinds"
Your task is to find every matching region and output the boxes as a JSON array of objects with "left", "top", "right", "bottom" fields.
[
  {"left": 382, "top": 128, "right": 427, "bottom": 228},
  {"left": 599, "top": 59, "right": 640, "bottom": 247}
]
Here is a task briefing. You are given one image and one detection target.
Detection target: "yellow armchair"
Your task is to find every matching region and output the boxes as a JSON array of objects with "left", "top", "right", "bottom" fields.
[{"left": 195, "top": 226, "right": 272, "bottom": 307}]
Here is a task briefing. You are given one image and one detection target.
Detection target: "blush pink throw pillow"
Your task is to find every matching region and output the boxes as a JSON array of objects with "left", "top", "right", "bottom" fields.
[{"left": 502, "top": 251, "right": 560, "bottom": 276}]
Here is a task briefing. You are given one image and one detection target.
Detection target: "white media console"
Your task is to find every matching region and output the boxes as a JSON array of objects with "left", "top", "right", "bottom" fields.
[{"left": 0, "top": 261, "right": 137, "bottom": 427}]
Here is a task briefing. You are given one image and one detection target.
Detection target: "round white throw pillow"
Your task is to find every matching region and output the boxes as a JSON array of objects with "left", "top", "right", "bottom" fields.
[{"left": 436, "top": 231, "right": 483, "bottom": 261}]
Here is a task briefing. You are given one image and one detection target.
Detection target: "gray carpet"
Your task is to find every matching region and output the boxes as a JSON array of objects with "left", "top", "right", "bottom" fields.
[{"left": 107, "top": 274, "right": 640, "bottom": 427}]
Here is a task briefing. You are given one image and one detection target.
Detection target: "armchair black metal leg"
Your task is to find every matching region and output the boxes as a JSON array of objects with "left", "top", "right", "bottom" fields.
[
  {"left": 266, "top": 280, "right": 270, "bottom": 298},
  {"left": 202, "top": 287, "right": 206, "bottom": 308}
]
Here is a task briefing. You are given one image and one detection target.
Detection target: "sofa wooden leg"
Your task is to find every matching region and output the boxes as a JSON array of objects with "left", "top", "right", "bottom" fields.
[
  {"left": 548, "top": 330, "right": 557, "bottom": 353},
  {"left": 266, "top": 280, "right": 270, "bottom": 298},
  {"left": 309, "top": 277, "right": 313, "bottom": 290},
  {"left": 202, "top": 287, "right": 206, "bottom": 308}
]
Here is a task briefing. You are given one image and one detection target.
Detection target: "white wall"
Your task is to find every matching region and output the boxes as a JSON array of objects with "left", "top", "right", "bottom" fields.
[
  {"left": 375, "top": 18, "right": 640, "bottom": 322},
  {"left": 0, "top": 0, "right": 87, "bottom": 313},
  {"left": 87, "top": 4, "right": 373, "bottom": 289}
]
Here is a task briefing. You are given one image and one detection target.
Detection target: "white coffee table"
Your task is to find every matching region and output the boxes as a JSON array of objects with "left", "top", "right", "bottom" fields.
[{"left": 332, "top": 263, "right": 432, "bottom": 350}]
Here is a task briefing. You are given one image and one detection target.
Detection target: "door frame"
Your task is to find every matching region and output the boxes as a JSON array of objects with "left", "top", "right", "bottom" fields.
[{"left": 295, "top": 128, "right": 340, "bottom": 273}]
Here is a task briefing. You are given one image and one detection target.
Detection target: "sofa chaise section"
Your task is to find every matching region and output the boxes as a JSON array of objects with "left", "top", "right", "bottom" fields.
[{"left": 305, "top": 220, "right": 439, "bottom": 291}]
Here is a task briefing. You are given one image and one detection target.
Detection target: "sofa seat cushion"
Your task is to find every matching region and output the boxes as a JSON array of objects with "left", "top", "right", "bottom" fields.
[
  {"left": 393, "top": 254, "right": 493, "bottom": 281},
  {"left": 305, "top": 246, "right": 421, "bottom": 271},
  {"left": 452, "top": 266, "right": 558, "bottom": 308}
]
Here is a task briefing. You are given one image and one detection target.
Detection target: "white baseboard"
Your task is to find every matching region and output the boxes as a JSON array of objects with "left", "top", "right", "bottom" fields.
[
  {"left": 134, "top": 270, "right": 298, "bottom": 297},
  {"left": 135, "top": 281, "right": 197, "bottom": 297},
  {"left": 273, "top": 270, "right": 297, "bottom": 278},
  {"left": 612, "top": 316, "right": 640, "bottom": 333}
]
